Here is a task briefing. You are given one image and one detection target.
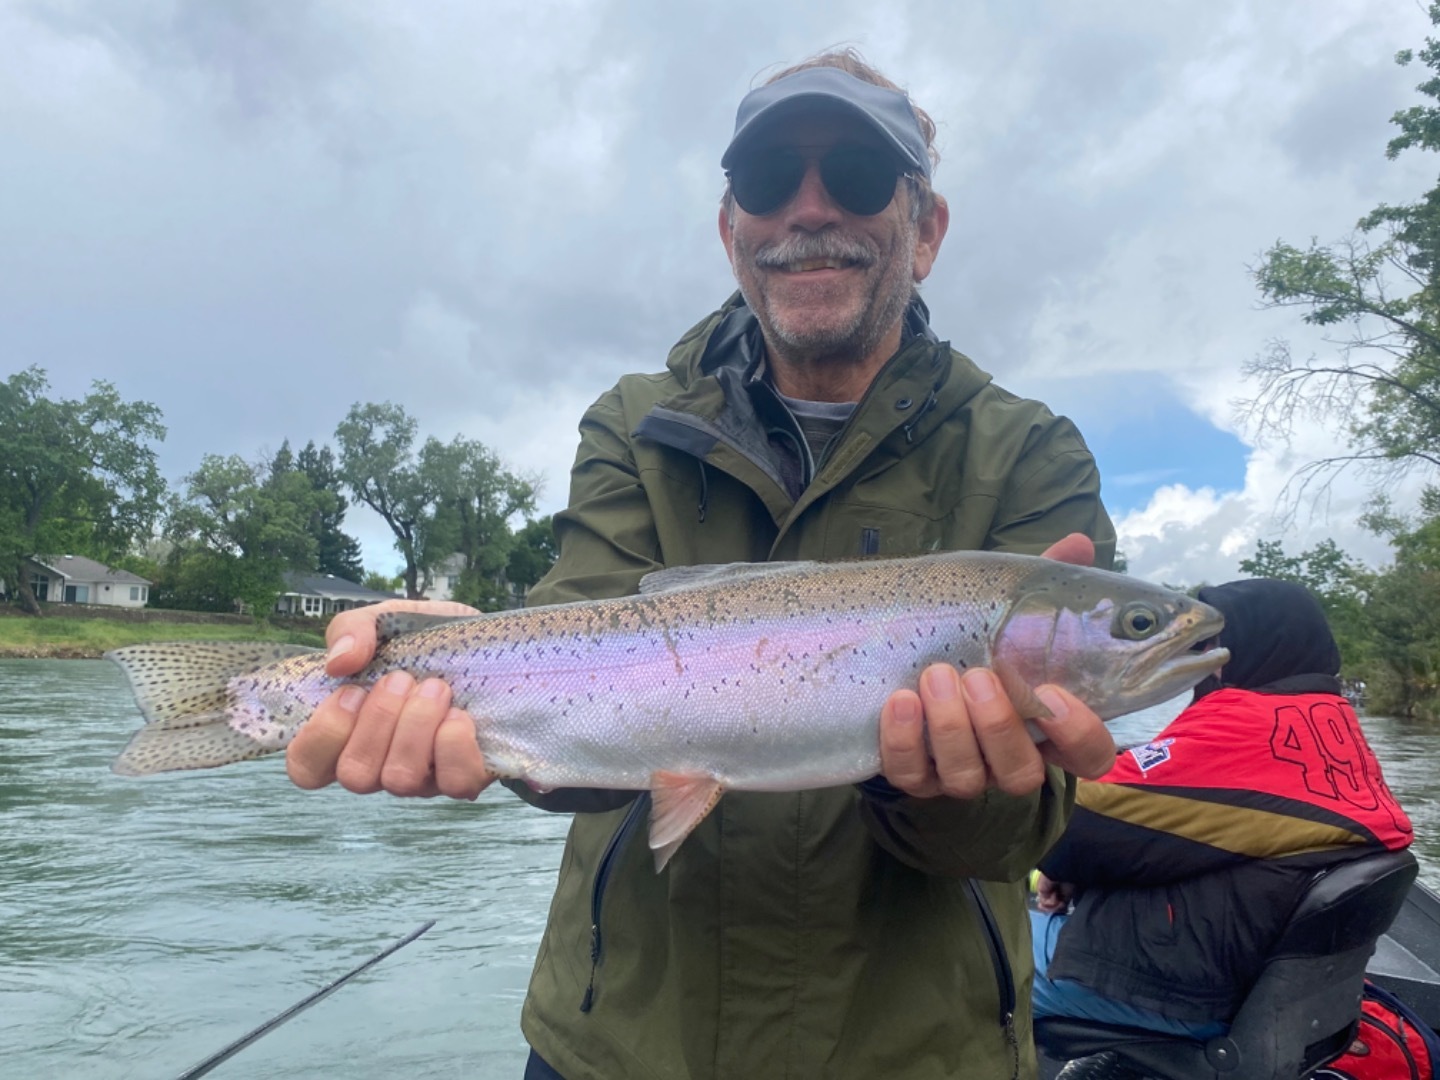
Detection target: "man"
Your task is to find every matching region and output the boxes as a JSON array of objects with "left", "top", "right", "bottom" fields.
[
  {"left": 289, "top": 52, "right": 1120, "bottom": 1079},
  {"left": 1032, "top": 578, "right": 1413, "bottom": 1045}
]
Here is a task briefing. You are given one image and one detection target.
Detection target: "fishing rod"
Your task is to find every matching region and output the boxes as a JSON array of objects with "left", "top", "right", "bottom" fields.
[{"left": 174, "top": 920, "right": 437, "bottom": 1080}]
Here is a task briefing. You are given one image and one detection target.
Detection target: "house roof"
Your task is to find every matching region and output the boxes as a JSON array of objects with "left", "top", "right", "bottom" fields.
[
  {"left": 281, "top": 572, "right": 397, "bottom": 602},
  {"left": 31, "top": 555, "right": 151, "bottom": 586}
]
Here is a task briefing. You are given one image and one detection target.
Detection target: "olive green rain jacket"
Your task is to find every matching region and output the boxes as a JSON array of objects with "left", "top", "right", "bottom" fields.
[{"left": 513, "top": 294, "right": 1116, "bottom": 1080}]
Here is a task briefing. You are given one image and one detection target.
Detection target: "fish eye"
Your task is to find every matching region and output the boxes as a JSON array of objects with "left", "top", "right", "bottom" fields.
[{"left": 1116, "top": 602, "right": 1163, "bottom": 641}]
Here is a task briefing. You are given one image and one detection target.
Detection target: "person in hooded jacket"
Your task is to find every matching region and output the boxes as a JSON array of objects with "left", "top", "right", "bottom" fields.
[{"left": 1030, "top": 578, "right": 1413, "bottom": 1038}]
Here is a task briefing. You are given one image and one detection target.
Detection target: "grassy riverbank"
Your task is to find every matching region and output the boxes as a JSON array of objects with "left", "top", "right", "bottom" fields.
[{"left": 0, "top": 617, "right": 325, "bottom": 658}]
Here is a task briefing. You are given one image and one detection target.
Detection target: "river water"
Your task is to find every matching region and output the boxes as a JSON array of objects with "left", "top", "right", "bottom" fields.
[{"left": 2, "top": 659, "right": 1437, "bottom": 1079}]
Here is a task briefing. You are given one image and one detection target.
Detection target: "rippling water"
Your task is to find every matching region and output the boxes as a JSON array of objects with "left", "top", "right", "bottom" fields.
[
  {"left": 1, "top": 660, "right": 1435, "bottom": 1078},
  {"left": 1, "top": 660, "right": 571, "bottom": 1079}
]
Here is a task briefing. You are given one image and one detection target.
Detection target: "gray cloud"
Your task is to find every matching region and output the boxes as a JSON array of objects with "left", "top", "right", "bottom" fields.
[{"left": 3, "top": 0, "right": 1435, "bottom": 575}]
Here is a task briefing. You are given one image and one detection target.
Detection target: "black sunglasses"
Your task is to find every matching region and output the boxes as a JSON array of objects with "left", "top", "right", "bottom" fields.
[{"left": 726, "top": 144, "right": 912, "bottom": 217}]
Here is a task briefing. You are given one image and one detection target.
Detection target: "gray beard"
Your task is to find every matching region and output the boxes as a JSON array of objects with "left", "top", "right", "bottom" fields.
[{"left": 733, "top": 221, "right": 919, "bottom": 368}]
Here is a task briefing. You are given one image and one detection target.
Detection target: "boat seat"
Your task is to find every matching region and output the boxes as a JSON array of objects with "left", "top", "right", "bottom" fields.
[{"left": 1035, "top": 848, "right": 1419, "bottom": 1080}]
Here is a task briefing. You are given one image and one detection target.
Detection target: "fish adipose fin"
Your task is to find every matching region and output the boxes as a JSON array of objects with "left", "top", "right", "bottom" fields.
[
  {"left": 106, "top": 641, "right": 320, "bottom": 776},
  {"left": 374, "top": 611, "right": 483, "bottom": 644},
  {"left": 648, "top": 771, "right": 725, "bottom": 871}
]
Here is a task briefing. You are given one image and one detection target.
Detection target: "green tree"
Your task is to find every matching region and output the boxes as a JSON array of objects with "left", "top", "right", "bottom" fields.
[
  {"left": 0, "top": 367, "right": 166, "bottom": 615},
  {"left": 335, "top": 402, "right": 536, "bottom": 604},
  {"left": 1242, "top": 6, "right": 1440, "bottom": 504},
  {"left": 165, "top": 453, "right": 327, "bottom": 615},
  {"left": 362, "top": 569, "right": 402, "bottom": 594},
  {"left": 1355, "top": 491, "right": 1440, "bottom": 716},
  {"left": 507, "top": 515, "right": 559, "bottom": 599},
  {"left": 426, "top": 441, "right": 538, "bottom": 610},
  {"left": 334, "top": 403, "right": 436, "bottom": 599},
  {"left": 294, "top": 440, "right": 365, "bottom": 581}
]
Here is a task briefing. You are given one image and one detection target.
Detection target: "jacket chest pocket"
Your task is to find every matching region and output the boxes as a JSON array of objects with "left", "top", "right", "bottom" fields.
[{"left": 819, "top": 499, "right": 997, "bottom": 559}]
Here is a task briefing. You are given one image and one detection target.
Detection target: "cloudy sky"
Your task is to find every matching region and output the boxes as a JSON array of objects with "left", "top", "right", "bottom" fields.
[{"left": 5, "top": 0, "right": 1436, "bottom": 586}]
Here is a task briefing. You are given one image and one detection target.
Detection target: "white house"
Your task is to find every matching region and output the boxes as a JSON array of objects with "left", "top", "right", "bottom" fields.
[
  {"left": 15, "top": 555, "right": 152, "bottom": 607},
  {"left": 421, "top": 553, "right": 467, "bottom": 603},
  {"left": 420, "top": 553, "right": 526, "bottom": 608},
  {"left": 275, "top": 572, "right": 397, "bottom": 617}
]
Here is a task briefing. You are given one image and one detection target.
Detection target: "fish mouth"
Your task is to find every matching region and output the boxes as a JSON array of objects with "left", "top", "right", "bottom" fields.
[
  {"left": 1119, "top": 608, "right": 1227, "bottom": 695},
  {"left": 1133, "top": 646, "right": 1230, "bottom": 693}
]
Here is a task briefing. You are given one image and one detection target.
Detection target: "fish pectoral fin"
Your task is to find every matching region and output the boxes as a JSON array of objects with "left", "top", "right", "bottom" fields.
[
  {"left": 991, "top": 657, "right": 1054, "bottom": 722},
  {"left": 648, "top": 772, "right": 725, "bottom": 872}
]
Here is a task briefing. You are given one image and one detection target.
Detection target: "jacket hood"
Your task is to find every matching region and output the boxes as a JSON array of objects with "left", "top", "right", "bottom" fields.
[{"left": 1195, "top": 578, "right": 1341, "bottom": 693}]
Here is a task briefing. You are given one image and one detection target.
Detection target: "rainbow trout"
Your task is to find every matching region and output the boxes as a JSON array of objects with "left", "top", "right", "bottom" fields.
[{"left": 109, "top": 551, "right": 1227, "bottom": 868}]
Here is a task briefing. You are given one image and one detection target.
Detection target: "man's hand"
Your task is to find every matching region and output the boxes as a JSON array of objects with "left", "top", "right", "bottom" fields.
[
  {"left": 286, "top": 599, "right": 493, "bottom": 800},
  {"left": 877, "top": 533, "right": 1118, "bottom": 798},
  {"left": 1034, "top": 872, "right": 1075, "bottom": 914}
]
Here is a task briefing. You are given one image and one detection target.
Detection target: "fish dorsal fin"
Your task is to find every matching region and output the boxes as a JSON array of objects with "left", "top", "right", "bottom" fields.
[
  {"left": 648, "top": 771, "right": 726, "bottom": 871},
  {"left": 374, "top": 611, "right": 480, "bottom": 645},
  {"left": 638, "top": 561, "right": 814, "bottom": 595}
]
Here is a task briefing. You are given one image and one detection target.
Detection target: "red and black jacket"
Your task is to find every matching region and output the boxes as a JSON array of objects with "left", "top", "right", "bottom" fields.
[{"left": 1041, "top": 680, "right": 1412, "bottom": 1022}]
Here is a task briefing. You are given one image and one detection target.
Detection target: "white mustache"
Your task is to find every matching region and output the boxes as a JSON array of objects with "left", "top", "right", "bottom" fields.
[{"left": 753, "top": 232, "right": 876, "bottom": 269}]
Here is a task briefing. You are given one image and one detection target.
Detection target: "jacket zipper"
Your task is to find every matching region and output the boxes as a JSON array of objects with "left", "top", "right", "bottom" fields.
[
  {"left": 963, "top": 879, "right": 1019, "bottom": 1077},
  {"left": 580, "top": 793, "right": 650, "bottom": 1013},
  {"left": 1360, "top": 1014, "right": 1421, "bottom": 1078}
]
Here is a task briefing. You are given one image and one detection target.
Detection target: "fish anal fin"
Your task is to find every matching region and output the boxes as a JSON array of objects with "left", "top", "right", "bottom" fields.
[
  {"left": 991, "top": 657, "right": 1053, "bottom": 723},
  {"left": 648, "top": 772, "right": 725, "bottom": 872}
]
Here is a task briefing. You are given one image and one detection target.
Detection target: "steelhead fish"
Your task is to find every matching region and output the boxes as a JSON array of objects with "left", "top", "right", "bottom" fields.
[{"left": 108, "top": 551, "right": 1227, "bottom": 868}]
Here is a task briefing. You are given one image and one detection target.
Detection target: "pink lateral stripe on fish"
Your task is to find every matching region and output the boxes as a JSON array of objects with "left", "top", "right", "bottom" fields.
[{"left": 107, "top": 550, "right": 1228, "bottom": 870}]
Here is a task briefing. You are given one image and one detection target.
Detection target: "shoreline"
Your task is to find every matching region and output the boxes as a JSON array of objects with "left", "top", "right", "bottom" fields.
[
  {"left": 0, "top": 616, "right": 326, "bottom": 658},
  {"left": 0, "top": 645, "right": 107, "bottom": 659}
]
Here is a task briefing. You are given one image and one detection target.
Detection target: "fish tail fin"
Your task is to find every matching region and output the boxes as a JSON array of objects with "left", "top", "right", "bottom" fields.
[
  {"left": 111, "top": 711, "right": 278, "bottom": 776},
  {"left": 106, "top": 641, "right": 322, "bottom": 776}
]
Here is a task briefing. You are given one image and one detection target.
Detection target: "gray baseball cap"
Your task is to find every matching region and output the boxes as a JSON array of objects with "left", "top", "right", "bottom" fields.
[{"left": 721, "top": 67, "right": 932, "bottom": 179}]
